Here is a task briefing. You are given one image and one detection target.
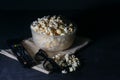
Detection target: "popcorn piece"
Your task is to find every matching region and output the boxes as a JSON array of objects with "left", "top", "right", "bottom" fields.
[
  {"left": 64, "top": 27, "right": 68, "bottom": 33},
  {"left": 69, "top": 23, "right": 73, "bottom": 27},
  {"left": 50, "top": 32, "right": 54, "bottom": 36},
  {"left": 69, "top": 67, "right": 74, "bottom": 72},
  {"left": 62, "top": 70, "right": 67, "bottom": 74},
  {"left": 69, "top": 27, "right": 73, "bottom": 32},
  {"left": 72, "top": 66, "right": 76, "bottom": 71},
  {"left": 60, "top": 33, "right": 65, "bottom": 36},
  {"left": 32, "top": 21, "right": 38, "bottom": 26},
  {"left": 56, "top": 29, "right": 62, "bottom": 35},
  {"left": 65, "top": 54, "right": 69, "bottom": 62}
]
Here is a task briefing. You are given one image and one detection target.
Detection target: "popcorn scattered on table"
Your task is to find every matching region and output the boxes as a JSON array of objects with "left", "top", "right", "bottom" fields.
[
  {"left": 31, "top": 15, "right": 75, "bottom": 36},
  {"left": 52, "top": 54, "right": 80, "bottom": 74}
]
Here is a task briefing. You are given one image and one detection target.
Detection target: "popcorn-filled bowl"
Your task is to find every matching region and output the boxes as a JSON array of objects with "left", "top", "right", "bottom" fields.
[
  {"left": 31, "top": 27, "right": 76, "bottom": 52},
  {"left": 30, "top": 15, "right": 76, "bottom": 51}
]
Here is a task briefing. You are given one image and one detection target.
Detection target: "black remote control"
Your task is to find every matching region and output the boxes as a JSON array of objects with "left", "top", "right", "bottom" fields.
[{"left": 7, "top": 39, "right": 36, "bottom": 68}]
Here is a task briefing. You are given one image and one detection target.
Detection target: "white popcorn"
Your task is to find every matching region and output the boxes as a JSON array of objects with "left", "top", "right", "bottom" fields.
[
  {"left": 32, "top": 26, "right": 39, "bottom": 31},
  {"left": 64, "top": 27, "right": 68, "bottom": 33},
  {"left": 56, "top": 29, "right": 62, "bottom": 35},
  {"left": 58, "top": 61, "right": 63, "bottom": 65},
  {"left": 38, "top": 18, "right": 42, "bottom": 22},
  {"left": 72, "top": 55, "right": 75, "bottom": 58},
  {"left": 52, "top": 15, "right": 56, "bottom": 19},
  {"left": 73, "top": 61, "right": 78, "bottom": 67},
  {"left": 52, "top": 53, "right": 80, "bottom": 74},
  {"left": 59, "top": 20, "right": 63, "bottom": 24},
  {"left": 50, "top": 32, "right": 54, "bottom": 36},
  {"left": 69, "top": 67, "right": 74, "bottom": 72},
  {"left": 65, "top": 54, "right": 69, "bottom": 62},
  {"left": 68, "top": 60, "right": 72, "bottom": 64},
  {"left": 69, "top": 23, "right": 73, "bottom": 27},
  {"left": 69, "top": 27, "right": 73, "bottom": 32},
  {"left": 32, "top": 21, "right": 38, "bottom": 26},
  {"left": 55, "top": 54, "right": 58, "bottom": 58},
  {"left": 56, "top": 16, "right": 60, "bottom": 22},
  {"left": 62, "top": 70, "right": 67, "bottom": 74},
  {"left": 60, "top": 33, "right": 65, "bottom": 36},
  {"left": 72, "top": 66, "right": 76, "bottom": 71},
  {"left": 47, "top": 27, "right": 51, "bottom": 32},
  {"left": 57, "top": 54, "right": 61, "bottom": 56},
  {"left": 52, "top": 56, "right": 55, "bottom": 59},
  {"left": 31, "top": 15, "right": 75, "bottom": 36}
]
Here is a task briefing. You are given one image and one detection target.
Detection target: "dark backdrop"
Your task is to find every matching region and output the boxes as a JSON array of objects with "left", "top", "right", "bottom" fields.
[
  {"left": 0, "top": 0, "right": 120, "bottom": 48},
  {"left": 0, "top": 0, "right": 120, "bottom": 80},
  {"left": 0, "top": 0, "right": 119, "bottom": 10}
]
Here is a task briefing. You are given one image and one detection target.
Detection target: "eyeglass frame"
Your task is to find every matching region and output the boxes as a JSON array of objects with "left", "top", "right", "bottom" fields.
[{"left": 34, "top": 49, "right": 62, "bottom": 72}]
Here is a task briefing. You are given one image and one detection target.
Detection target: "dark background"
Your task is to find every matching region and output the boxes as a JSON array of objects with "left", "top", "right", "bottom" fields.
[{"left": 0, "top": 0, "right": 120, "bottom": 80}]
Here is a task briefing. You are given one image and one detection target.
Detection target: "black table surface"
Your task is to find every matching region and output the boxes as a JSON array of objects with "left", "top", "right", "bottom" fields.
[{"left": 0, "top": 8, "right": 120, "bottom": 80}]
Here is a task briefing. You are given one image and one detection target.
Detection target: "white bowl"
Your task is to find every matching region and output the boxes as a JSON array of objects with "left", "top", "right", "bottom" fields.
[{"left": 31, "top": 27, "right": 76, "bottom": 52}]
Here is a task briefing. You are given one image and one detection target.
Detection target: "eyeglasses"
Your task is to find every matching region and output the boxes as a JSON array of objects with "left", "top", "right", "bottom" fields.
[{"left": 34, "top": 49, "right": 61, "bottom": 72}]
